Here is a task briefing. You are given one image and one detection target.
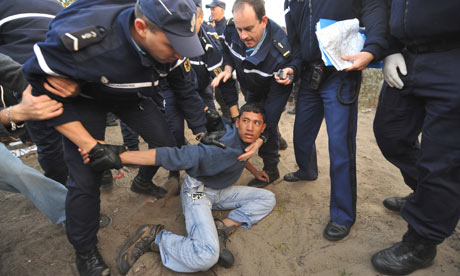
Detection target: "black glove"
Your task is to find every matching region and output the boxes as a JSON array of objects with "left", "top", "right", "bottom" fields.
[
  {"left": 205, "top": 109, "right": 225, "bottom": 132},
  {"left": 88, "top": 143, "right": 126, "bottom": 171},
  {"left": 200, "top": 130, "right": 226, "bottom": 149}
]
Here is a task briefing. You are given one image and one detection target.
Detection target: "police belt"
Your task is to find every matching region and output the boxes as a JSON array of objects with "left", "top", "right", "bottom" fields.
[{"left": 404, "top": 34, "right": 460, "bottom": 54}]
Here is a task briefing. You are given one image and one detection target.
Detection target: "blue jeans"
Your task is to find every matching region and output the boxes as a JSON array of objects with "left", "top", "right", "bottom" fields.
[
  {"left": 0, "top": 142, "right": 67, "bottom": 224},
  {"left": 155, "top": 175, "right": 276, "bottom": 272}
]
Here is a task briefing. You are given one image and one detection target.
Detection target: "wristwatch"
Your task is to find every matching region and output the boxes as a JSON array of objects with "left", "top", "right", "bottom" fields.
[{"left": 5, "top": 107, "right": 24, "bottom": 131}]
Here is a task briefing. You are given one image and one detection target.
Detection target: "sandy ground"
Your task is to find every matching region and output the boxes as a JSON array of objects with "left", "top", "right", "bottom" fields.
[{"left": 1, "top": 97, "right": 459, "bottom": 276}]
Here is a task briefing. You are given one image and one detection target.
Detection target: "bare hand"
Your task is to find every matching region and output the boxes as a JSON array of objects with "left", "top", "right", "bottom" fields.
[
  {"left": 13, "top": 85, "right": 63, "bottom": 121},
  {"left": 238, "top": 138, "right": 263, "bottom": 161},
  {"left": 254, "top": 170, "right": 269, "bottom": 182},
  {"left": 274, "top": 67, "right": 294, "bottom": 85},
  {"left": 342, "top": 51, "right": 374, "bottom": 71},
  {"left": 211, "top": 68, "right": 232, "bottom": 88},
  {"left": 44, "top": 76, "right": 80, "bottom": 98}
]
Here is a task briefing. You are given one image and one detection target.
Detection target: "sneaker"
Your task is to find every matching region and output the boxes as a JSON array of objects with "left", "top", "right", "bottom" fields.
[
  {"left": 76, "top": 247, "right": 110, "bottom": 276},
  {"left": 117, "top": 224, "right": 164, "bottom": 275},
  {"left": 248, "top": 164, "right": 279, "bottom": 188},
  {"left": 131, "top": 175, "right": 167, "bottom": 198},
  {"left": 214, "top": 219, "right": 235, "bottom": 268}
]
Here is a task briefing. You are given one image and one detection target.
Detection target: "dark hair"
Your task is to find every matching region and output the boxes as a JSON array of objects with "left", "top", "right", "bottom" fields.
[
  {"left": 134, "top": 4, "right": 161, "bottom": 33},
  {"left": 239, "top": 102, "right": 265, "bottom": 122},
  {"left": 232, "top": 0, "right": 266, "bottom": 22}
]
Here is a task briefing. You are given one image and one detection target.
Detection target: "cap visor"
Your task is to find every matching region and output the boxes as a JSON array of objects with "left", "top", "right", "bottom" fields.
[
  {"left": 205, "top": 4, "right": 217, "bottom": 8},
  {"left": 165, "top": 32, "right": 204, "bottom": 58}
]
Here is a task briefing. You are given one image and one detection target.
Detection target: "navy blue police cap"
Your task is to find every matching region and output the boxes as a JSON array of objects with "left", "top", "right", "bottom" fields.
[
  {"left": 205, "top": 0, "right": 226, "bottom": 9},
  {"left": 194, "top": 0, "right": 203, "bottom": 9},
  {"left": 138, "top": 0, "right": 204, "bottom": 57}
]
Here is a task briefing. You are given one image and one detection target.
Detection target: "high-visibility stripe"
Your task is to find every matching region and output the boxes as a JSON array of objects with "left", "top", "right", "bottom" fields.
[
  {"left": 207, "top": 58, "right": 223, "bottom": 71},
  {"left": 33, "top": 44, "right": 61, "bottom": 76},
  {"left": 243, "top": 68, "right": 274, "bottom": 77},
  {"left": 224, "top": 40, "right": 245, "bottom": 61},
  {"left": 0, "top": 13, "right": 55, "bottom": 27},
  {"left": 103, "top": 82, "right": 153, "bottom": 89}
]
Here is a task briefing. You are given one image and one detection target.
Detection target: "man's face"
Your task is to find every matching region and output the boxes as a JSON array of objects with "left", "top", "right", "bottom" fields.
[
  {"left": 143, "top": 29, "right": 183, "bottom": 63},
  {"left": 210, "top": 6, "right": 225, "bottom": 21},
  {"left": 233, "top": 3, "right": 267, "bottom": 48},
  {"left": 236, "top": 111, "right": 266, "bottom": 144}
]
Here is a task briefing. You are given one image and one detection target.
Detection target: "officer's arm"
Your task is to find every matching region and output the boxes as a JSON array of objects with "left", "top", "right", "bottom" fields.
[
  {"left": 284, "top": 0, "right": 302, "bottom": 80},
  {"left": 55, "top": 122, "right": 98, "bottom": 152},
  {"left": 359, "top": 0, "right": 388, "bottom": 62}
]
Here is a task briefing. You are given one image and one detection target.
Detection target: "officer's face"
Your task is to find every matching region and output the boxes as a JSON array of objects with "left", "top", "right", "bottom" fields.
[
  {"left": 144, "top": 30, "right": 183, "bottom": 63},
  {"left": 236, "top": 111, "right": 266, "bottom": 144},
  {"left": 233, "top": 4, "right": 267, "bottom": 48},
  {"left": 210, "top": 6, "right": 225, "bottom": 21}
]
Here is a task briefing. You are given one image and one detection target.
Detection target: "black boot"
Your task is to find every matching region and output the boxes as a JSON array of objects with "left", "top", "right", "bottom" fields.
[
  {"left": 100, "top": 170, "right": 113, "bottom": 190},
  {"left": 383, "top": 195, "right": 409, "bottom": 212},
  {"left": 247, "top": 164, "right": 279, "bottom": 188},
  {"left": 215, "top": 219, "right": 236, "bottom": 268},
  {"left": 131, "top": 175, "right": 167, "bottom": 198},
  {"left": 76, "top": 247, "right": 110, "bottom": 276},
  {"left": 371, "top": 230, "right": 437, "bottom": 275},
  {"left": 279, "top": 136, "right": 288, "bottom": 150}
]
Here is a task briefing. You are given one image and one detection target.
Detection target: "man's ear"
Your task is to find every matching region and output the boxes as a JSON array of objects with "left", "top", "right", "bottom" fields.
[
  {"left": 134, "top": 18, "right": 148, "bottom": 38},
  {"left": 235, "top": 117, "right": 240, "bottom": 129},
  {"left": 261, "top": 123, "right": 266, "bottom": 133},
  {"left": 261, "top": 15, "right": 268, "bottom": 27}
]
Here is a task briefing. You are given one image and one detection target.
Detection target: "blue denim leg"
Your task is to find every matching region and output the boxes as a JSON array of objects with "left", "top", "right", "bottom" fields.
[
  {"left": 209, "top": 185, "right": 276, "bottom": 229},
  {"left": 156, "top": 175, "right": 219, "bottom": 272},
  {"left": 0, "top": 143, "right": 67, "bottom": 224}
]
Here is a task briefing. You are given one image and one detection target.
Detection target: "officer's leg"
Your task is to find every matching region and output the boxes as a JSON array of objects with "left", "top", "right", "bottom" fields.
[
  {"left": 373, "top": 83, "right": 423, "bottom": 191},
  {"left": 26, "top": 120, "right": 68, "bottom": 185},
  {"left": 115, "top": 98, "right": 176, "bottom": 197},
  {"left": 214, "top": 86, "right": 231, "bottom": 120},
  {"left": 64, "top": 100, "right": 107, "bottom": 253},
  {"left": 290, "top": 72, "right": 321, "bottom": 180},
  {"left": 120, "top": 120, "right": 140, "bottom": 150},
  {"left": 163, "top": 89, "right": 185, "bottom": 147},
  {"left": 322, "top": 71, "right": 360, "bottom": 228}
]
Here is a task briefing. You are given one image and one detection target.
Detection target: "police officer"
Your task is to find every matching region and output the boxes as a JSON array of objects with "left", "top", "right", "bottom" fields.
[
  {"left": 0, "top": 0, "right": 69, "bottom": 185},
  {"left": 371, "top": 1, "right": 460, "bottom": 275},
  {"left": 284, "top": 0, "right": 387, "bottom": 241},
  {"left": 22, "top": 0, "right": 206, "bottom": 275},
  {"left": 213, "top": 0, "right": 311, "bottom": 188}
]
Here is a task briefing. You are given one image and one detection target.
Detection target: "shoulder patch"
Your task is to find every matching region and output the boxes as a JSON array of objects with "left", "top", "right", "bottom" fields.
[
  {"left": 273, "top": 40, "right": 290, "bottom": 58},
  {"left": 226, "top": 18, "right": 234, "bottom": 26},
  {"left": 183, "top": 58, "right": 191, "bottom": 72},
  {"left": 60, "top": 26, "right": 106, "bottom": 52}
]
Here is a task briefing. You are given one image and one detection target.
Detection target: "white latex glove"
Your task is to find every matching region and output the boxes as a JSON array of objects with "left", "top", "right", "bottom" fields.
[{"left": 382, "top": 53, "right": 407, "bottom": 89}]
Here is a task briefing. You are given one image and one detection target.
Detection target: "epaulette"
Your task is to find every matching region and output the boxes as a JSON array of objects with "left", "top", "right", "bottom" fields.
[
  {"left": 60, "top": 26, "right": 106, "bottom": 52},
  {"left": 273, "top": 39, "right": 291, "bottom": 58},
  {"left": 226, "top": 18, "right": 234, "bottom": 26}
]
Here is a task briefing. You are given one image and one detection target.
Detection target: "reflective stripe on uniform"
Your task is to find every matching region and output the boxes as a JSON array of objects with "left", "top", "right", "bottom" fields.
[
  {"left": 0, "top": 13, "right": 55, "bottom": 27},
  {"left": 33, "top": 44, "right": 62, "bottom": 76},
  {"left": 243, "top": 68, "right": 275, "bottom": 77},
  {"left": 103, "top": 82, "right": 153, "bottom": 89}
]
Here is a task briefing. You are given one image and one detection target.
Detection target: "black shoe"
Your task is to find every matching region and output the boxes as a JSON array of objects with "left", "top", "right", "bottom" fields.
[
  {"left": 279, "top": 136, "right": 288, "bottom": 150},
  {"left": 106, "top": 112, "right": 118, "bottom": 127},
  {"left": 99, "top": 214, "right": 112, "bottom": 228},
  {"left": 215, "top": 219, "right": 236, "bottom": 268},
  {"left": 247, "top": 165, "right": 280, "bottom": 188},
  {"left": 383, "top": 196, "right": 408, "bottom": 212},
  {"left": 131, "top": 175, "right": 167, "bottom": 198},
  {"left": 100, "top": 170, "right": 113, "bottom": 190},
  {"left": 371, "top": 232, "right": 437, "bottom": 275},
  {"left": 283, "top": 172, "right": 317, "bottom": 182},
  {"left": 76, "top": 247, "right": 110, "bottom": 276},
  {"left": 287, "top": 108, "right": 296, "bottom": 115},
  {"left": 117, "top": 224, "right": 164, "bottom": 275},
  {"left": 323, "top": 220, "right": 351, "bottom": 241}
]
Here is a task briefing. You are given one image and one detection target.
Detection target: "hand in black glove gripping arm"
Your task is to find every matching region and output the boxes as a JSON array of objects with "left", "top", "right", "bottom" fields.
[
  {"left": 200, "top": 130, "right": 227, "bottom": 149},
  {"left": 88, "top": 142, "right": 126, "bottom": 171}
]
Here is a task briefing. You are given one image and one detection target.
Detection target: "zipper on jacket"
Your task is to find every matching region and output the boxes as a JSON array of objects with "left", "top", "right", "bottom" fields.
[
  {"left": 309, "top": 0, "right": 313, "bottom": 56},
  {"left": 403, "top": 0, "right": 409, "bottom": 37}
]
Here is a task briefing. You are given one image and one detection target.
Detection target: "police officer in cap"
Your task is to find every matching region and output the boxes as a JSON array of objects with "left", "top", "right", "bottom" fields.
[
  {"left": 372, "top": 1, "right": 460, "bottom": 275},
  {"left": 22, "top": 0, "right": 207, "bottom": 275}
]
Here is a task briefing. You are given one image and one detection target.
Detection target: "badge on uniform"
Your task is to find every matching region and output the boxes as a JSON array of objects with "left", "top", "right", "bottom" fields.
[
  {"left": 273, "top": 40, "right": 291, "bottom": 58},
  {"left": 213, "top": 67, "right": 223, "bottom": 77},
  {"left": 183, "top": 58, "right": 191, "bottom": 72},
  {"left": 60, "top": 26, "right": 106, "bottom": 52}
]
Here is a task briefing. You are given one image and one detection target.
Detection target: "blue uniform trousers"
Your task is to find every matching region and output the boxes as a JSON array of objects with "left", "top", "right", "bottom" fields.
[
  {"left": 63, "top": 97, "right": 175, "bottom": 253},
  {"left": 163, "top": 89, "right": 186, "bottom": 147},
  {"left": 25, "top": 120, "right": 68, "bottom": 185},
  {"left": 373, "top": 48, "right": 460, "bottom": 243},
  {"left": 294, "top": 70, "right": 359, "bottom": 227}
]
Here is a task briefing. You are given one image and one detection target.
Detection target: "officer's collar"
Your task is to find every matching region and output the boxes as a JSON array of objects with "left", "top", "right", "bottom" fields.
[
  {"left": 119, "top": 8, "right": 155, "bottom": 67},
  {"left": 216, "top": 16, "right": 226, "bottom": 25}
]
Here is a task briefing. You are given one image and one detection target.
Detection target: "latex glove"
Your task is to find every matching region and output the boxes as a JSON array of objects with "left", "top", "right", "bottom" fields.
[{"left": 383, "top": 53, "right": 407, "bottom": 89}]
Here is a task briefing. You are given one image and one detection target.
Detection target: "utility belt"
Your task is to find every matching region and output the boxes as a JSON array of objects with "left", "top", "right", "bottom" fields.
[
  {"left": 302, "top": 61, "right": 337, "bottom": 90},
  {"left": 403, "top": 34, "right": 460, "bottom": 54}
]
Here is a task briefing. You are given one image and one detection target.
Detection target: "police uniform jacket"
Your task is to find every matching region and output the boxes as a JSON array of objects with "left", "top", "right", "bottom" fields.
[
  {"left": 386, "top": 0, "right": 460, "bottom": 55},
  {"left": 222, "top": 18, "right": 294, "bottom": 96},
  {"left": 0, "top": 0, "right": 63, "bottom": 64},
  {"left": 191, "top": 22, "right": 238, "bottom": 106},
  {"left": 22, "top": 0, "right": 206, "bottom": 133},
  {"left": 284, "top": 0, "right": 387, "bottom": 73},
  {"left": 214, "top": 16, "right": 226, "bottom": 37}
]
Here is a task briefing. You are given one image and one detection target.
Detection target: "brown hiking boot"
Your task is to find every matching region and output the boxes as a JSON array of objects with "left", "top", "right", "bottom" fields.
[{"left": 117, "top": 224, "right": 164, "bottom": 275}]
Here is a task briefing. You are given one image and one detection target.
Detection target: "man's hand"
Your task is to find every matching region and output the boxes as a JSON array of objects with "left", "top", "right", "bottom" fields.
[
  {"left": 87, "top": 142, "right": 126, "bottom": 171},
  {"left": 44, "top": 76, "right": 80, "bottom": 98},
  {"left": 238, "top": 138, "right": 263, "bottom": 161},
  {"left": 11, "top": 85, "right": 63, "bottom": 121},
  {"left": 211, "top": 65, "right": 233, "bottom": 87},
  {"left": 200, "top": 130, "right": 227, "bottom": 149},
  {"left": 274, "top": 67, "right": 294, "bottom": 85},
  {"left": 254, "top": 170, "right": 269, "bottom": 183},
  {"left": 382, "top": 53, "right": 407, "bottom": 89},
  {"left": 342, "top": 51, "right": 374, "bottom": 71}
]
